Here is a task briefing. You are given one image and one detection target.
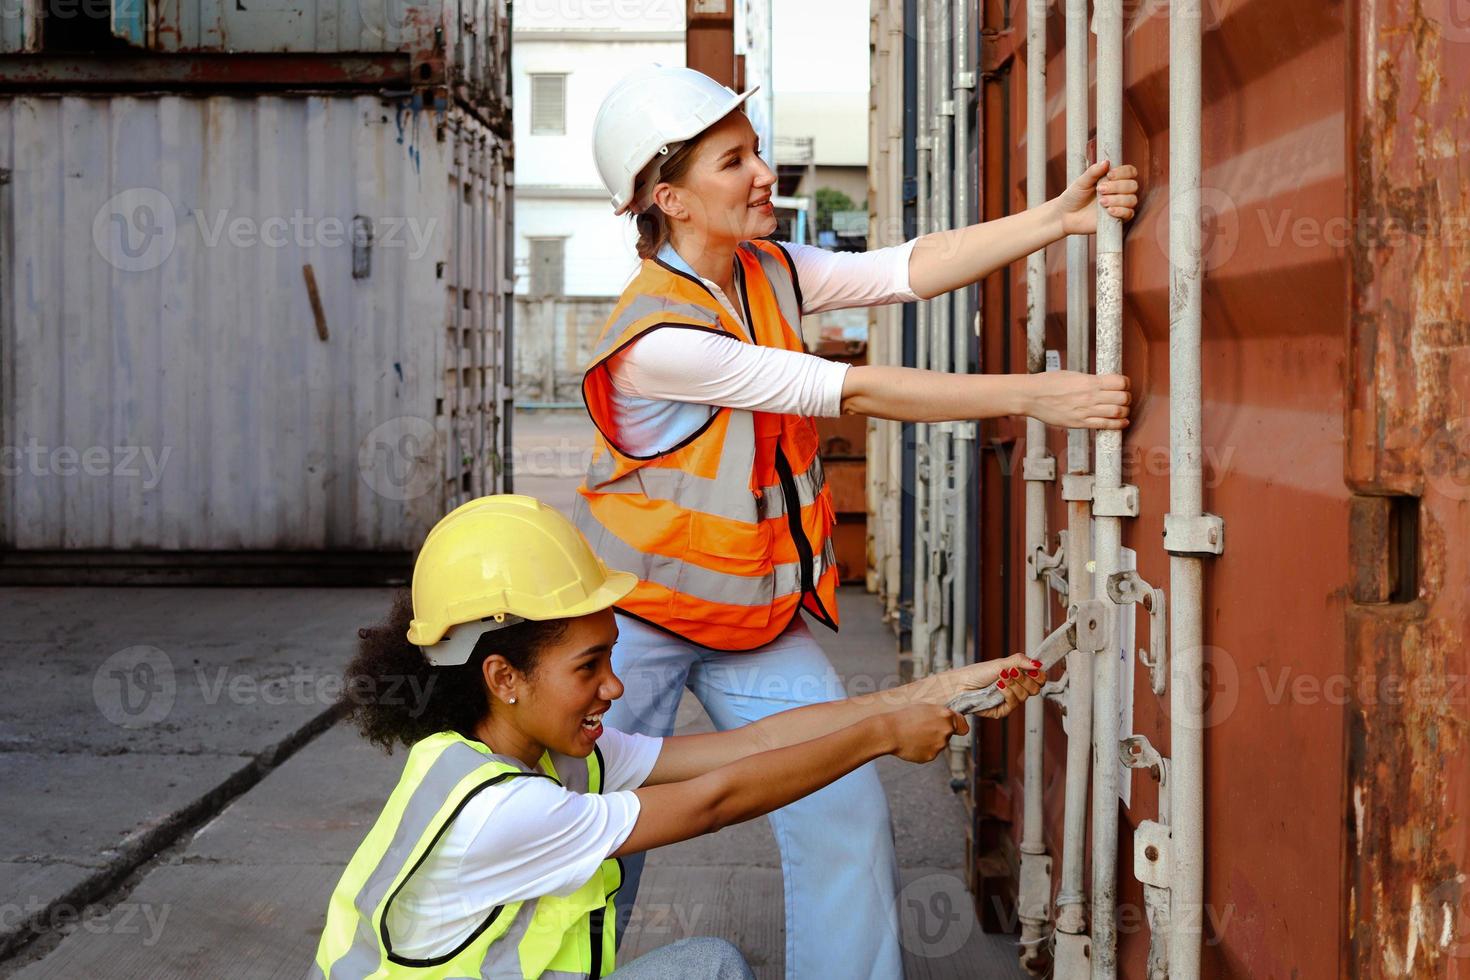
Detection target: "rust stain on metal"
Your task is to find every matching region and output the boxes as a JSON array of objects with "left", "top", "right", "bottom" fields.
[
  {"left": 302, "top": 264, "right": 329, "bottom": 342},
  {"left": 1348, "top": 0, "right": 1470, "bottom": 974}
]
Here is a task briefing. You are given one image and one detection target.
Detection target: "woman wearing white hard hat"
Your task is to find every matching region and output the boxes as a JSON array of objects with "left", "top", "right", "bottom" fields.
[
  {"left": 576, "top": 67, "right": 1139, "bottom": 977},
  {"left": 312, "top": 495, "right": 1042, "bottom": 979}
]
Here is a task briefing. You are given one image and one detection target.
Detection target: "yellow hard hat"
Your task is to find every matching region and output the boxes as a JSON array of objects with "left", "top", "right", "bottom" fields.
[{"left": 406, "top": 494, "right": 638, "bottom": 666}]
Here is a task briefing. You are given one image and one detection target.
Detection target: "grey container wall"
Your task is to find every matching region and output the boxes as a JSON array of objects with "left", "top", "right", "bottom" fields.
[
  {"left": 0, "top": 0, "right": 511, "bottom": 116},
  {"left": 0, "top": 94, "right": 512, "bottom": 569}
]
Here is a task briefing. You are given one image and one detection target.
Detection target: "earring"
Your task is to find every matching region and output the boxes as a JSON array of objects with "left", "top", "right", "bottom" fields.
[{"left": 508, "top": 696, "right": 517, "bottom": 705}]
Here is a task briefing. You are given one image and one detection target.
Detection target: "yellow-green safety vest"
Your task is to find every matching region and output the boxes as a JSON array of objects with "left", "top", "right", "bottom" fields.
[{"left": 311, "top": 731, "right": 623, "bottom": 979}]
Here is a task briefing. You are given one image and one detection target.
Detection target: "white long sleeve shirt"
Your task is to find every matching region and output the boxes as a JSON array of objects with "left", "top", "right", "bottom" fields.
[{"left": 605, "top": 240, "right": 918, "bottom": 457}]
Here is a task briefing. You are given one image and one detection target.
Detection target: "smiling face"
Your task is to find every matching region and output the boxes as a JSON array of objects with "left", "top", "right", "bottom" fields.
[
  {"left": 488, "top": 608, "right": 623, "bottom": 759},
  {"left": 654, "top": 111, "right": 778, "bottom": 251}
]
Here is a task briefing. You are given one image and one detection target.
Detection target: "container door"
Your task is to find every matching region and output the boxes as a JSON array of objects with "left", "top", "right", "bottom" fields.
[{"left": 1347, "top": 0, "right": 1470, "bottom": 971}]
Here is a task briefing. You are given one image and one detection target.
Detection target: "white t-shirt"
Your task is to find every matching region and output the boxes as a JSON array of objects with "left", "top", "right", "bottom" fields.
[
  {"left": 602, "top": 240, "right": 919, "bottom": 456},
  {"left": 385, "top": 728, "right": 664, "bottom": 958}
]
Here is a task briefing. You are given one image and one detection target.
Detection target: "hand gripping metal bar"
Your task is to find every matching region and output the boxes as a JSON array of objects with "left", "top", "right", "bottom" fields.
[{"left": 948, "top": 599, "right": 1108, "bottom": 715}]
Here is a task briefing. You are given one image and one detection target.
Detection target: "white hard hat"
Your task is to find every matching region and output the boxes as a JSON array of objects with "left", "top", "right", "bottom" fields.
[{"left": 593, "top": 65, "right": 759, "bottom": 215}]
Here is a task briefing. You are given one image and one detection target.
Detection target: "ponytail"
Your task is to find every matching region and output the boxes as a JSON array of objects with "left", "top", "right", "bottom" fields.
[
  {"left": 634, "top": 207, "right": 671, "bottom": 260},
  {"left": 342, "top": 590, "right": 569, "bottom": 753}
]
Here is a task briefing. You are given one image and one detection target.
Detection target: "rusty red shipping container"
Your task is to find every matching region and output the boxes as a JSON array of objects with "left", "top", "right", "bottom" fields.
[{"left": 872, "top": 0, "right": 1470, "bottom": 975}]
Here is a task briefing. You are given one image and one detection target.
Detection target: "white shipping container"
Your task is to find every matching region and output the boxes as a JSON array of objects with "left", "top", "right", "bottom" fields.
[{"left": 0, "top": 94, "right": 512, "bottom": 561}]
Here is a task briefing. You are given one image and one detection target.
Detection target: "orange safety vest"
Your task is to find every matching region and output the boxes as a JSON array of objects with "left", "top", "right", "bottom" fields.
[{"left": 573, "top": 239, "right": 840, "bottom": 651}]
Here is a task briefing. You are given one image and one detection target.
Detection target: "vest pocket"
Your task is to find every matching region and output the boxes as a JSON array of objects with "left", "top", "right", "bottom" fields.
[{"left": 673, "top": 513, "right": 776, "bottom": 626}]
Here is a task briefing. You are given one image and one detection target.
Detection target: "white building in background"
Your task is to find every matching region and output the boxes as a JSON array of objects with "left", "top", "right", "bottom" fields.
[
  {"left": 510, "top": 0, "right": 773, "bottom": 402},
  {"left": 774, "top": 91, "right": 870, "bottom": 214},
  {"left": 511, "top": 3, "right": 685, "bottom": 301}
]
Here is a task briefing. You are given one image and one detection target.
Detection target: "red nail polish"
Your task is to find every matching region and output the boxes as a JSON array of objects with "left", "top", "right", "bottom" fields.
[
  {"left": 1031, "top": 659, "right": 1042, "bottom": 667},
  {"left": 1029, "top": 669, "right": 1041, "bottom": 677},
  {"left": 997, "top": 680, "right": 1007, "bottom": 690}
]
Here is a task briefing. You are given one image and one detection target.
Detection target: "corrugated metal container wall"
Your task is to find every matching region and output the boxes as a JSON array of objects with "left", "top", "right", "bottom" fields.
[
  {"left": 870, "top": 0, "right": 1470, "bottom": 974},
  {"left": 0, "top": 95, "right": 511, "bottom": 561},
  {"left": 0, "top": 0, "right": 511, "bottom": 113}
]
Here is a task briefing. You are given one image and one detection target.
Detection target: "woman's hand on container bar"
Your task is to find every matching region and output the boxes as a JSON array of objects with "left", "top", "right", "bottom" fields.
[
  {"left": 1054, "top": 159, "right": 1140, "bottom": 235},
  {"left": 1022, "top": 370, "right": 1132, "bottom": 430},
  {"left": 934, "top": 652, "right": 1046, "bottom": 721}
]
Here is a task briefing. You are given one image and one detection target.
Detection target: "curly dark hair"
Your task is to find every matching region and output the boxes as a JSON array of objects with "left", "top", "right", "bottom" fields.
[{"left": 342, "top": 590, "right": 570, "bottom": 753}]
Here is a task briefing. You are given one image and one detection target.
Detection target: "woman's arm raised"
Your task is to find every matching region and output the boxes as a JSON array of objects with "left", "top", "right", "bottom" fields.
[{"left": 907, "top": 159, "right": 1139, "bottom": 299}]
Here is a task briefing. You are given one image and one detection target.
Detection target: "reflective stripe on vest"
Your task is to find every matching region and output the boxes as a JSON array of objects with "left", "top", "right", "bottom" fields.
[
  {"left": 311, "top": 733, "right": 621, "bottom": 979},
  {"left": 576, "top": 240, "right": 841, "bottom": 651}
]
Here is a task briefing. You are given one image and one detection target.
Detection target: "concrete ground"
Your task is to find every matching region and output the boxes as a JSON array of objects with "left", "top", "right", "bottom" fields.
[{"left": 0, "top": 409, "right": 1027, "bottom": 979}]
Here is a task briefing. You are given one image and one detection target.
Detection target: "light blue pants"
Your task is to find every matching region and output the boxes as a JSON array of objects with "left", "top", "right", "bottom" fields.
[{"left": 606, "top": 613, "right": 903, "bottom": 980}]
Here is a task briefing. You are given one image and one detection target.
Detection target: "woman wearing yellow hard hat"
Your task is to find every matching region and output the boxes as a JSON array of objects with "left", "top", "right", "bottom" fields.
[
  {"left": 311, "top": 495, "right": 1042, "bottom": 979},
  {"left": 578, "top": 66, "right": 1139, "bottom": 977}
]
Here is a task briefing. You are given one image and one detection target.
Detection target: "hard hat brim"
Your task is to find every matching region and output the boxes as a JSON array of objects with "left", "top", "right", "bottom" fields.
[
  {"left": 418, "top": 568, "right": 641, "bottom": 667},
  {"left": 613, "top": 85, "right": 761, "bottom": 215}
]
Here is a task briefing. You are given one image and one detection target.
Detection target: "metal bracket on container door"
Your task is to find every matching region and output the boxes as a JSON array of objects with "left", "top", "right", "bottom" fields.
[
  {"left": 936, "top": 100, "right": 956, "bottom": 117},
  {"left": 1163, "top": 512, "right": 1225, "bottom": 556},
  {"left": 1021, "top": 453, "right": 1056, "bottom": 482},
  {"left": 1060, "top": 473, "right": 1094, "bottom": 502},
  {"left": 1092, "top": 483, "right": 1140, "bottom": 517},
  {"left": 1030, "top": 531, "right": 1067, "bottom": 599},
  {"left": 1119, "top": 734, "right": 1169, "bottom": 792},
  {"left": 1131, "top": 816, "right": 1174, "bottom": 980},
  {"left": 1041, "top": 672, "right": 1069, "bottom": 712},
  {"left": 953, "top": 70, "right": 977, "bottom": 91},
  {"left": 1108, "top": 570, "right": 1167, "bottom": 695},
  {"left": 1069, "top": 598, "right": 1109, "bottom": 655}
]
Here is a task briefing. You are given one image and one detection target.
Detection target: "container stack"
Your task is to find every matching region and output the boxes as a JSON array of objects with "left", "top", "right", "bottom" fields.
[{"left": 0, "top": 0, "right": 515, "bottom": 583}]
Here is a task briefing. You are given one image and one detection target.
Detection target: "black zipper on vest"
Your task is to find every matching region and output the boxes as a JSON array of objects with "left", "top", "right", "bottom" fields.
[
  {"left": 739, "top": 258, "right": 816, "bottom": 603},
  {"left": 775, "top": 449, "right": 815, "bottom": 596}
]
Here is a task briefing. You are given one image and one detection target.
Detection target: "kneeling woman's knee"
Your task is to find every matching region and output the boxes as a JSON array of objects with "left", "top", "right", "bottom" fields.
[{"left": 698, "top": 937, "right": 753, "bottom": 979}]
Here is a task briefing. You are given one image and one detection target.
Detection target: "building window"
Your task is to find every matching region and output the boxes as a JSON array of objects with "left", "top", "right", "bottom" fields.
[
  {"left": 528, "top": 238, "right": 566, "bottom": 297},
  {"left": 530, "top": 74, "right": 567, "bottom": 135}
]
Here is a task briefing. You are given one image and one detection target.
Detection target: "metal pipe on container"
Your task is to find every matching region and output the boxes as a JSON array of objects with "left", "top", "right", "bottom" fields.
[
  {"left": 911, "top": 0, "right": 934, "bottom": 676},
  {"left": 884, "top": 0, "right": 906, "bottom": 623},
  {"left": 1090, "top": 0, "right": 1126, "bottom": 975},
  {"left": 1017, "top": 0, "right": 1053, "bottom": 967},
  {"left": 946, "top": 0, "right": 974, "bottom": 790},
  {"left": 1053, "top": 0, "right": 1095, "bottom": 965},
  {"left": 867, "top": 0, "right": 886, "bottom": 600},
  {"left": 1168, "top": 0, "right": 1206, "bottom": 974},
  {"left": 926, "top": 0, "right": 953, "bottom": 687}
]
